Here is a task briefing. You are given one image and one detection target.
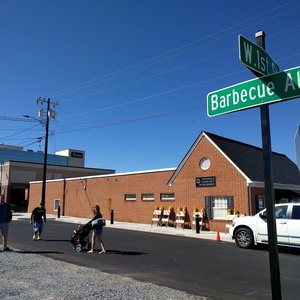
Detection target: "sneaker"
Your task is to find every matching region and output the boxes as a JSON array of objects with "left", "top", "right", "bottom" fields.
[
  {"left": 37, "top": 237, "right": 42, "bottom": 240},
  {"left": 99, "top": 250, "right": 106, "bottom": 254},
  {"left": 3, "top": 247, "right": 13, "bottom": 252},
  {"left": 87, "top": 250, "right": 94, "bottom": 253}
]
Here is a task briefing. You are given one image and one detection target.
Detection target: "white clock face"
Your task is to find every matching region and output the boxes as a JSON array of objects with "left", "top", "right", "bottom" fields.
[{"left": 200, "top": 157, "right": 211, "bottom": 170}]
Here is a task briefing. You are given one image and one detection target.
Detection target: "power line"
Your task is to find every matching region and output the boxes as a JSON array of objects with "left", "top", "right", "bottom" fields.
[
  {"left": 0, "top": 116, "right": 38, "bottom": 122},
  {"left": 58, "top": 19, "right": 300, "bottom": 107},
  {"left": 60, "top": 48, "right": 237, "bottom": 103},
  {"left": 61, "top": 68, "right": 248, "bottom": 120},
  {"left": 54, "top": 104, "right": 205, "bottom": 135},
  {"left": 48, "top": 0, "right": 299, "bottom": 100}
]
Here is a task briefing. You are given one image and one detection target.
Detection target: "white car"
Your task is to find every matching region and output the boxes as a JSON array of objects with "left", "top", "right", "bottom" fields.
[{"left": 229, "top": 202, "right": 300, "bottom": 249}]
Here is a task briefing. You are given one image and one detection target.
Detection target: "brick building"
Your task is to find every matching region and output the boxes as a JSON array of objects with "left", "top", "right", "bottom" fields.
[{"left": 28, "top": 131, "right": 300, "bottom": 232}]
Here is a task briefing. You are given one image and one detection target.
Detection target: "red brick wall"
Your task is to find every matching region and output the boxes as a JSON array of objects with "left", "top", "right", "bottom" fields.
[
  {"left": 169, "top": 137, "right": 249, "bottom": 217},
  {"left": 28, "top": 135, "right": 252, "bottom": 231}
]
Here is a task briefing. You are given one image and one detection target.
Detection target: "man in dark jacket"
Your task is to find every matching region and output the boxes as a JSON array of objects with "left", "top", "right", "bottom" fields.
[
  {"left": 30, "top": 202, "right": 46, "bottom": 240},
  {"left": 0, "top": 194, "right": 13, "bottom": 251}
]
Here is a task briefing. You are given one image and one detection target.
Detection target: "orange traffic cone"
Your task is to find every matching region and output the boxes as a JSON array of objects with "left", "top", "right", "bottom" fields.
[{"left": 216, "top": 231, "right": 221, "bottom": 241}]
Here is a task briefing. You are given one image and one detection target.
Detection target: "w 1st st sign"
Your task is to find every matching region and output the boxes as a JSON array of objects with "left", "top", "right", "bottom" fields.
[
  {"left": 239, "top": 34, "right": 280, "bottom": 76},
  {"left": 207, "top": 65, "right": 300, "bottom": 117}
]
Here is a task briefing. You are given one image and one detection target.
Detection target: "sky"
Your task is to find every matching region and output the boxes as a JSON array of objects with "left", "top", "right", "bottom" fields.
[{"left": 0, "top": 0, "right": 299, "bottom": 172}]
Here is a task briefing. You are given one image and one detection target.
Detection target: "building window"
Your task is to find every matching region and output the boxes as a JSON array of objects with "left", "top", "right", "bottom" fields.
[
  {"left": 255, "top": 196, "right": 265, "bottom": 212},
  {"left": 200, "top": 157, "right": 211, "bottom": 170},
  {"left": 160, "top": 193, "right": 175, "bottom": 201},
  {"left": 125, "top": 194, "right": 136, "bottom": 201},
  {"left": 141, "top": 193, "right": 154, "bottom": 201},
  {"left": 213, "top": 197, "right": 229, "bottom": 219},
  {"left": 54, "top": 199, "right": 61, "bottom": 211},
  {"left": 205, "top": 196, "right": 234, "bottom": 220}
]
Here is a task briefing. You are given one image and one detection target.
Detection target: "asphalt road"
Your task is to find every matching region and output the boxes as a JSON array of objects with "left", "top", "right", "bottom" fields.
[{"left": 8, "top": 220, "right": 300, "bottom": 300}]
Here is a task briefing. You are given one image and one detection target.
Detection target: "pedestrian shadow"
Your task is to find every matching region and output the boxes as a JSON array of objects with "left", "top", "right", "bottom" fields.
[
  {"left": 105, "top": 249, "right": 148, "bottom": 255},
  {"left": 12, "top": 250, "right": 64, "bottom": 254},
  {"left": 42, "top": 239, "right": 70, "bottom": 242},
  {"left": 256, "top": 244, "right": 300, "bottom": 255}
]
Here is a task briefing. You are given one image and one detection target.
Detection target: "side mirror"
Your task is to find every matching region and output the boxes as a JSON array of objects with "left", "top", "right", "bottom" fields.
[{"left": 260, "top": 211, "right": 267, "bottom": 219}]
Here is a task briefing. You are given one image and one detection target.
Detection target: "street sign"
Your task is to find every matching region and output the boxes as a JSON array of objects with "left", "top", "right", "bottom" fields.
[
  {"left": 239, "top": 34, "right": 280, "bottom": 76},
  {"left": 207, "top": 65, "right": 300, "bottom": 117}
]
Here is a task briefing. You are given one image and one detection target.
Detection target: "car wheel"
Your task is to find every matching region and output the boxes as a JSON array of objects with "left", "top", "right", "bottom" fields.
[
  {"left": 235, "top": 227, "right": 254, "bottom": 249},
  {"left": 75, "top": 244, "right": 82, "bottom": 252}
]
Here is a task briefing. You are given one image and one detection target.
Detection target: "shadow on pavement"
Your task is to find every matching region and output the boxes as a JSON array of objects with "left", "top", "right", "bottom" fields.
[
  {"left": 80, "top": 249, "right": 148, "bottom": 255},
  {"left": 13, "top": 250, "right": 64, "bottom": 254},
  {"left": 42, "top": 239, "right": 70, "bottom": 242},
  {"left": 256, "top": 244, "right": 300, "bottom": 255}
]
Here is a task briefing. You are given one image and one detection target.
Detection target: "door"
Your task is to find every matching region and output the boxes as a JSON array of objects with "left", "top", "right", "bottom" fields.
[
  {"left": 256, "top": 205, "right": 289, "bottom": 244},
  {"left": 288, "top": 205, "right": 300, "bottom": 246}
]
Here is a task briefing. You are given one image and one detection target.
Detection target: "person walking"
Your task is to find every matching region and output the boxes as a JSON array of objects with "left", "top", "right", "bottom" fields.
[
  {"left": 30, "top": 202, "right": 46, "bottom": 240},
  {"left": 0, "top": 194, "right": 13, "bottom": 251},
  {"left": 88, "top": 205, "right": 106, "bottom": 254}
]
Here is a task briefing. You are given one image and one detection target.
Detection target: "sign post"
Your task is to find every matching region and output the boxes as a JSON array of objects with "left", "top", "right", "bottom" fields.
[
  {"left": 256, "top": 30, "right": 282, "bottom": 300},
  {"left": 206, "top": 31, "right": 291, "bottom": 300}
]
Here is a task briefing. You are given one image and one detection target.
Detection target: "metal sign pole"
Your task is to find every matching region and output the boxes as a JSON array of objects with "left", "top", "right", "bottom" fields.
[{"left": 256, "top": 30, "right": 282, "bottom": 300}]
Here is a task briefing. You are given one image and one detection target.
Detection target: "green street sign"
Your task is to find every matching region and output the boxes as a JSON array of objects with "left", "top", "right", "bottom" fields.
[
  {"left": 207, "top": 65, "right": 300, "bottom": 117},
  {"left": 239, "top": 34, "right": 280, "bottom": 76}
]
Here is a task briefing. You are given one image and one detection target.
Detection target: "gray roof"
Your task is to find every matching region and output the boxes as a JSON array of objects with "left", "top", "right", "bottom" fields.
[{"left": 206, "top": 132, "right": 300, "bottom": 185}]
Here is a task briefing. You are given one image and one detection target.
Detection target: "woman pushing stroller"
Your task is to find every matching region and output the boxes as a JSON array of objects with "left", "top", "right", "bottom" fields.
[{"left": 88, "top": 205, "right": 106, "bottom": 254}]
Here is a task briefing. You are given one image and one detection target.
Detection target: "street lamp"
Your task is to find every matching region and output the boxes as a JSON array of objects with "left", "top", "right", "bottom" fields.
[{"left": 36, "top": 97, "right": 58, "bottom": 208}]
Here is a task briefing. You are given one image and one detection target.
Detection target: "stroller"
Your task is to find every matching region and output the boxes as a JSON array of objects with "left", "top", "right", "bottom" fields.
[{"left": 70, "top": 221, "right": 92, "bottom": 252}]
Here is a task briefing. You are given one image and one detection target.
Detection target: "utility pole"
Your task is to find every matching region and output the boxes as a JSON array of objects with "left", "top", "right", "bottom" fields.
[{"left": 37, "top": 97, "right": 58, "bottom": 208}]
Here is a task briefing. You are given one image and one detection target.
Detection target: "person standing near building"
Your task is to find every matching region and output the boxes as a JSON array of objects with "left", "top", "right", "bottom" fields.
[
  {"left": 30, "top": 202, "right": 46, "bottom": 240},
  {"left": 88, "top": 205, "right": 106, "bottom": 254},
  {"left": 0, "top": 194, "right": 13, "bottom": 251}
]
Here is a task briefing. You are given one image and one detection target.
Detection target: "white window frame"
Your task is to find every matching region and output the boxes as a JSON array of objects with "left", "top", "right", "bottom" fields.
[
  {"left": 257, "top": 196, "right": 265, "bottom": 211},
  {"left": 141, "top": 193, "right": 154, "bottom": 201},
  {"left": 212, "top": 197, "right": 228, "bottom": 220},
  {"left": 160, "top": 193, "right": 175, "bottom": 201},
  {"left": 125, "top": 194, "right": 136, "bottom": 201},
  {"left": 54, "top": 199, "right": 61, "bottom": 211}
]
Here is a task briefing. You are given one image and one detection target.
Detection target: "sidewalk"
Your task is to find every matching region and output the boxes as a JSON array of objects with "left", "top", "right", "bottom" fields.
[{"left": 13, "top": 213, "right": 233, "bottom": 243}]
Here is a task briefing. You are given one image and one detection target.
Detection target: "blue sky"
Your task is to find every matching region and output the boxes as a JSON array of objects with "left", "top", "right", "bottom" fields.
[{"left": 0, "top": 0, "right": 299, "bottom": 172}]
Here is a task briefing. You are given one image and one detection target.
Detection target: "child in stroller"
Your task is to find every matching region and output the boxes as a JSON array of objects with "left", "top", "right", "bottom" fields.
[{"left": 70, "top": 221, "right": 93, "bottom": 252}]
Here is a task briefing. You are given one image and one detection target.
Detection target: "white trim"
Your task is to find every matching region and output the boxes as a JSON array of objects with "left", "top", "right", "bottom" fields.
[
  {"left": 204, "top": 133, "right": 251, "bottom": 184},
  {"left": 167, "top": 131, "right": 251, "bottom": 186},
  {"left": 30, "top": 167, "right": 176, "bottom": 184},
  {"left": 249, "top": 181, "right": 300, "bottom": 191},
  {"left": 167, "top": 132, "right": 205, "bottom": 186}
]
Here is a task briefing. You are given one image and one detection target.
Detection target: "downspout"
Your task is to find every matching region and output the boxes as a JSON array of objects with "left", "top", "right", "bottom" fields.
[
  {"left": 248, "top": 183, "right": 253, "bottom": 216},
  {"left": 62, "top": 178, "right": 66, "bottom": 216}
]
